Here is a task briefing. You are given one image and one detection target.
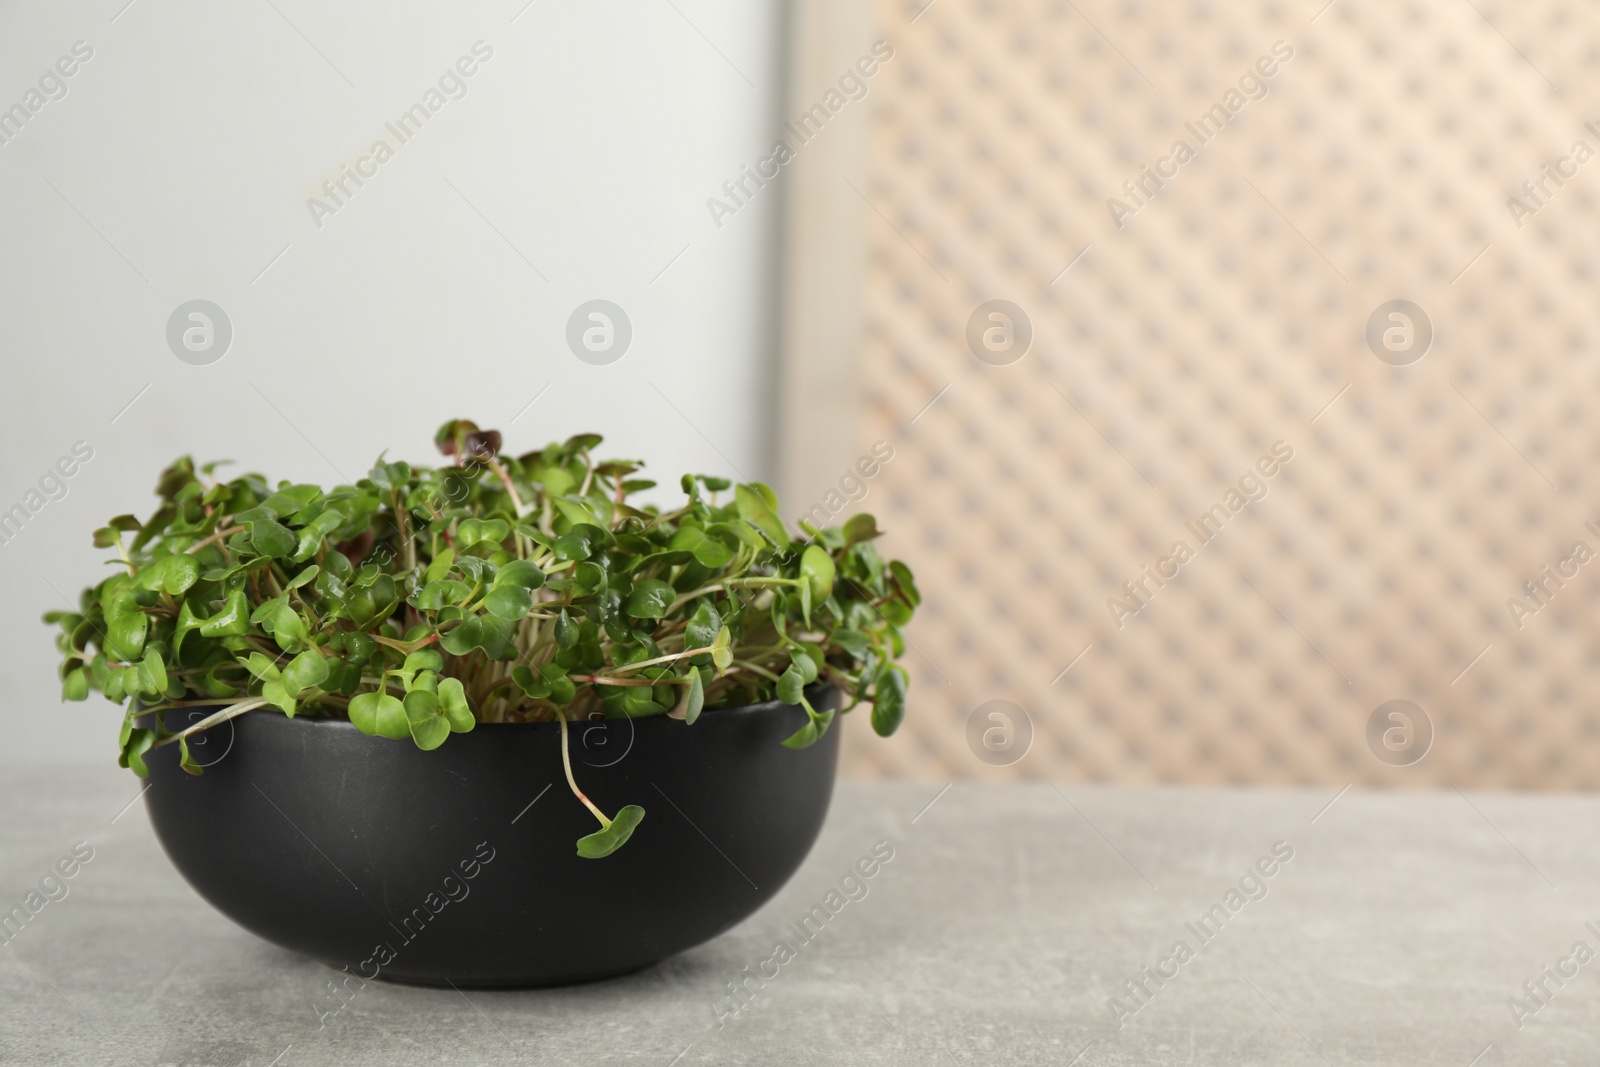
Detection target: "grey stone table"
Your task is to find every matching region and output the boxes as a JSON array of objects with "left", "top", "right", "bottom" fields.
[{"left": 3, "top": 766, "right": 1596, "bottom": 1066}]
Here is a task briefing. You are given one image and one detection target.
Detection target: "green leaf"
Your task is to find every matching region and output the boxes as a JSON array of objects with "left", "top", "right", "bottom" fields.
[
  {"left": 104, "top": 668, "right": 127, "bottom": 704},
  {"left": 545, "top": 671, "right": 576, "bottom": 704},
  {"left": 782, "top": 707, "right": 836, "bottom": 749},
  {"left": 871, "top": 665, "right": 908, "bottom": 737},
  {"left": 439, "top": 615, "right": 483, "bottom": 656},
  {"left": 291, "top": 509, "right": 345, "bottom": 562},
  {"left": 133, "top": 646, "right": 168, "bottom": 697},
  {"left": 554, "top": 608, "right": 579, "bottom": 647},
  {"left": 576, "top": 805, "right": 646, "bottom": 859},
  {"left": 552, "top": 497, "right": 599, "bottom": 530},
  {"left": 282, "top": 650, "right": 330, "bottom": 695},
  {"left": 625, "top": 579, "right": 676, "bottom": 620},
  {"left": 683, "top": 670, "right": 704, "bottom": 724},
  {"left": 789, "top": 647, "right": 819, "bottom": 685},
  {"left": 200, "top": 588, "right": 252, "bottom": 639},
  {"left": 777, "top": 665, "right": 804, "bottom": 704},
  {"left": 831, "top": 628, "right": 870, "bottom": 659},
  {"left": 372, "top": 693, "right": 410, "bottom": 738},
  {"left": 339, "top": 632, "right": 375, "bottom": 666},
  {"left": 404, "top": 690, "right": 450, "bottom": 750},
  {"left": 285, "top": 564, "right": 320, "bottom": 591},
  {"left": 708, "top": 520, "right": 765, "bottom": 552},
  {"left": 262, "top": 484, "right": 323, "bottom": 521},
  {"left": 348, "top": 691, "right": 385, "bottom": 735},
  {"left": 494, "top": 560, "right": 545, "bottom": 590},
  {"left": 889, "top": 560, "right": 921, "bottom": 607},
  {"left": 121, "top": 728, "right": 156, "bottom": 777},
  {"left": 261, "top": 678, "right": 297, "bottom": 718},
  {"left": 437, "top": 677, "right": 475, "bottom": 732},
  {"left": 801, "top": 544, "right": 836, "bottom": 602},
  {"left": 478, "top": 613, "right": 515, "bottom": 659},
  {"left": 621, "top": 684, "right": 663, "bottom": 717},
  {"left": 735, "top": 483, "right": 788, "bottom": 546},
  {"left": 423, "top": 547, "right": 455, "bottom": 584},
  {"left": 685, "top": 601, "right": 722, "bottom": 653},
  {"left": 250, "top": 595, "right": 284, "bottom": 627},
  {"left": 511, "top": 664, "right": 550, "bottom": 700},
  {"left": 482, "top": 584, "right": 533, "bottom": 621},
  {"left": 61, "top": 668, "right": 88, "bottom": 701},
  {"left": 402, "top": 649, "right": 444, "bottom": 674},
  {"left": 563, "top": 432, "right": 604, "bottom": 454},
  {"left": 248, "top": 519, "right": 296, "bottom": 559},
  {"left": 538, "top": 465, "right": 576, "bottom": 497},
  {"left": 457, "top": 517, "right": 510, "bottom": 546},
  {"left": 244, "top": 652, "right": 282, "bottom": 682},
  {"left": 881, "top": 599, "right": 913, "bottom": 627},
  {"left": 179, "top": 737, "right": 203, "bottom": 776},
  {"left": 272, "top": 603, "right": 309, "bottom": 652},
  {"left": 439, "top": 613, "right": 514, "bottom": 658},
  {"left": 136, "top": 554, "right": 200, "bottom": 595},
  {"left": 572, "top": 561, "right": 606, "bottom": 595},
  {"left": 412, "top": 579, "right": 470, "bottom": 610},
  {"left": 842, "top": 513, "right": 881, "bottom": 548},
  {"left": 711, "top": 626, "right": 733, "bottom": 672},
  {"left": 553, "top": 524, "right": 605, "bottom": 561},
  {"left": 669, "top": 526, "right": 736, "bottom": 569},
  {"left": 107, "top": 611, "right": 149, "bottom": 663}
]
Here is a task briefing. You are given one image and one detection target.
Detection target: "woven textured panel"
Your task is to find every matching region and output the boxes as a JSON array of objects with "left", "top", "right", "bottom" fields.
[{"left": 833, "top": 0, "right": 1600, "bottom": 786}]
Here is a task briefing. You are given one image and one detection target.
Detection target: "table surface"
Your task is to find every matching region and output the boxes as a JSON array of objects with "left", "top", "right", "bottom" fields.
[{"left": 3, "top": 766, "right": 1597, "bottom": 1066}]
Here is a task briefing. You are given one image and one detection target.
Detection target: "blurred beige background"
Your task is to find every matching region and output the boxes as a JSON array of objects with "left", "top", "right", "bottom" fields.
[{"left": 778, "top": 0, "right": 1600, "bottom": 787}]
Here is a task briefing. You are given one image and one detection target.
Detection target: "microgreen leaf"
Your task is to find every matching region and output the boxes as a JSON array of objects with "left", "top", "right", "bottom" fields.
[
  {"left": 734, "top": 483, "right": 788, "bottom": 546},
  {"left": 554, "top": 608, "right": 578, "bottom": 647},
  {"left": 576, "top": 805, "right": 646, "bottom": 859},
  {"left": 871, "top": 664, "right": 908, "bottom": 737},
  {"left": 405, "top": 690, "right": 450, "bottom": 750},
  {"left": 711, "top": 626, "right": 733, "bottom": 672},
  {"left": 437, "top": 677, "right": 475, "bottom": 732},
  {"left": 135, "top": 554, "right": 200, "bottom": 596},
  {"left": 494, "top": 559, "right": 546, "bottom": 590},
  {"left": 248, "top": 519, "right": 296, "bottom": 559},
  {"left": 483, "top": 585, "right": 533, "bottom": 620},
  {"left": 61, "top": 668, "right": 88, "bottom": 702},
  {"left": 670, "top": 525, "right": 736, "bottom": 569},
  {"left": 800, "top": 543, "right": 836, "bottom": 602},
  {"left": 624, "top": 579, "right": 676, "bottom": 620},
  {"left": 841, "top": 513, "right": 881, "bottom": 548},
  {"left": 776, "top": 665, "right": 805, "bottom": 705},
  {"left": 679, "top": 669, "right": 705, "bottom": 724},
  {"left": 457, "top": 517, "right": 510, "bottom": 546},
  {"left": 282, "top": 650, "right": 330, "bottom": 694}
]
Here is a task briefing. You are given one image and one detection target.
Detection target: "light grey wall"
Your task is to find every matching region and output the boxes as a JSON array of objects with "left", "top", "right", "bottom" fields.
[{"left": 0, "top": 0, "right": 787, "bottom": 763}]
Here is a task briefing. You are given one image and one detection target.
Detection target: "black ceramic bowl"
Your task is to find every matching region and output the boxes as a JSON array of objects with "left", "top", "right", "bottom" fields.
[{"left": 142, "top": 688, "right": 840, "bottom": 988}]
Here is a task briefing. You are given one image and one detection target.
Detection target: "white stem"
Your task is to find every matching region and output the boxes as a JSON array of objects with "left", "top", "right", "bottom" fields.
[{"left": 151, "top": 698, "right": 269, "bottom": 748}]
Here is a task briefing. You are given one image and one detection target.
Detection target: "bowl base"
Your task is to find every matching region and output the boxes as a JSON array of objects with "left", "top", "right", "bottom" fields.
[{"left": 326, "top": 959, "right": 661, "bottom": 991}]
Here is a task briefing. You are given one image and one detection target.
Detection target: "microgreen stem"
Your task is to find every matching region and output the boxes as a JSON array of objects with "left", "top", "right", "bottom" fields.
[
  {"left": 185, "top": 525, "right": 244, "bottom": 555},
  {"left": 731, "top": 660, "right": 782, "bottom": 683},
  {"left": 557, "top": 710, "right": 611, "bottom": 829},
  {"left": 485, "top": 456, "right": 530, "bottom": 518},
  {"left": 601, "top": 643, "right": 716, "bottom": 676},
  {"left": 570, "top": 674, "right": 689, "bottom": 688},
  {"left": 149, "top": 698, "right": 269, "bottom": 749}
]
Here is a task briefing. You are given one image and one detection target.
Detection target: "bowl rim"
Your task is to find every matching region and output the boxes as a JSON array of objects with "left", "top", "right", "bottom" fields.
[{"left": 159, "top": 682, "right": 840, "bottom": 734}]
